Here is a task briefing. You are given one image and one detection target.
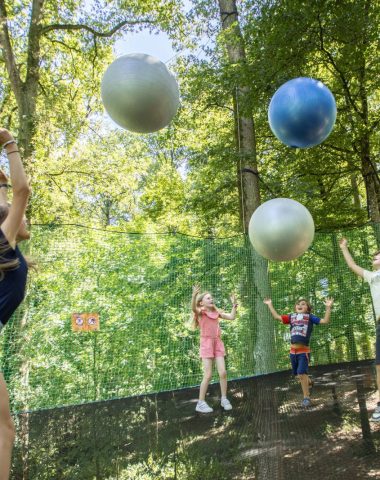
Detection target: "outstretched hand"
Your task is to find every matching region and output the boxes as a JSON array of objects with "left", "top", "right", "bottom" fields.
[
  {"left": 0, "top": 128, "right": 14, "bottom": 146},
  {"left": 263, "top": 298, "right": 272, "bottom": 305},
  {"left": 192, "top": 284, "right": 200, "bottom": 295},
  {"left": 339, "top": 238, "right": 348, "bottom": 249},
  {"left": 324, "top": 297, "right": 334, "bottom": 308},
  {"left": 230, "top": 293, "right": 237, "bottom": 305}
]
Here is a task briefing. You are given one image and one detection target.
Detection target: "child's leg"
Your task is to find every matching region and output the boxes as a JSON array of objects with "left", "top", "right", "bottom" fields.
[
  {"left": 376, "top": 324, "right": 380, "bottom": 402},
  {"left": 296, "top": 353, "right": 310, "bottom": 398},
  {"left": 298, "top": 374, "right": 310, "bottom": 398},
  {"left": 199, "top": 358, "right": 213, "bottom": 401},
  {"left": 0, "top": 373, "right": 15, "bottom": 480},
  {"left": 215, "top": 356, "right": 227, "bottom": 397}
]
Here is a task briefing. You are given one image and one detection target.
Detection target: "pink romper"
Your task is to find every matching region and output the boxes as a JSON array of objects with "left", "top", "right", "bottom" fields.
[{"left": 199, "top": 310, "right": 226, "bottom": 358}]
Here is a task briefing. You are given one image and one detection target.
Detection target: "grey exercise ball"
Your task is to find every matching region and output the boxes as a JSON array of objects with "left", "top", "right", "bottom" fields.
[
  {"left": 101, "top": 53, "right": 180, "bottom": 133},
  {"left": 248, "top": 198, "right": 315, "bottom": 261}
]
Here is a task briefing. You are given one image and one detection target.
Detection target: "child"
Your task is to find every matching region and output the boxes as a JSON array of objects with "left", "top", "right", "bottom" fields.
[
  {"left": 191, "top": 285, "right": 237, "bottom": 413},
  {"left": 0, "top": 128, "right": 31, "bottom": 480},
  {"left": 339, "top": 237, "right": 380, "bottom": 422},
  {"left": 264, "top": 296, "right": 333, "bottom": 407}
]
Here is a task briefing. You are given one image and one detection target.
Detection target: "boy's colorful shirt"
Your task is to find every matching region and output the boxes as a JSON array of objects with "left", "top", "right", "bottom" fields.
[{"left": 281, "top": 313, "right": 321, "bottom": 346}]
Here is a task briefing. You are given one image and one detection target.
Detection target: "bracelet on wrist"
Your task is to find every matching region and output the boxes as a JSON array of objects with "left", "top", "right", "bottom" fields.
[
  {"left": 2, "top": 139, "right": 16, "bottom": 148},
  {"left": 6, "top": 150, "right": 19, "bottom": 155}
]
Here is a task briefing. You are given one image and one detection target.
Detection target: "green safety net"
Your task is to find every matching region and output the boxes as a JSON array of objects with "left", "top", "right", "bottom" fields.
[{"left": 0, "top": 224, "right": 378, "bottom": 412}]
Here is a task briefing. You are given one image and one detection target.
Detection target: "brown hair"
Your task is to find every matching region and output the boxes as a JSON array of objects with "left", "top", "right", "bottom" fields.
[
  {"left": 0, "top": 204, "right": 34, "bottom": 280},
  {"left": 295, "top": 297, "right": 312, "bottom": 313}
]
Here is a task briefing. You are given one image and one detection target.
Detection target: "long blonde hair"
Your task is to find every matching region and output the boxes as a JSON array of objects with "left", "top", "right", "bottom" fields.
[
  {"left": 191, "top": 291, "right": 218, "bottom": 330},
  {"left": 0, "top": 204, "right": 34, "bottom": 279}
]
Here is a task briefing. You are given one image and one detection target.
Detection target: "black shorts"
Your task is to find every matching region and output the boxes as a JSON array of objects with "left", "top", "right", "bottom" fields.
[{"left": 376, "top": 324, "right": 380, "bottom": 365}]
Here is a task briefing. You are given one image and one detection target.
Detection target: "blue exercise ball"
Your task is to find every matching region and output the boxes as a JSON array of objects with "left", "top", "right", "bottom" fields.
[
  {"left": 101, "top": 53, "right": 179, "bottom": 133},
  {"left": 268, "top": 77, "right": 336, "bottom": 148},
  {"left": 248, "top": 198, "right": 315, "bottom": 261}
]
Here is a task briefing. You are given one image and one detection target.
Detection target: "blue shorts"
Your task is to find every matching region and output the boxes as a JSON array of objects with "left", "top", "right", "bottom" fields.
[
  {"left": 376, "top": 324, "right": 380, "bottom": 365},
  {"left": 290, "top": 352, "right": 310, "bottom": 375}
]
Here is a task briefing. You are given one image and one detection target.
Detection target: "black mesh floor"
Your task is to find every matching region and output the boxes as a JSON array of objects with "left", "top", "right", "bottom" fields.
[{"left": 12, "top": 360, "right": 380, "bottom": 479}]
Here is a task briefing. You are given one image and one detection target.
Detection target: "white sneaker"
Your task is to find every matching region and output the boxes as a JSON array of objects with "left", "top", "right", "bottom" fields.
[
  {"left": 370, "top": 405, "right": 380, "bottom": 422},
  {"left": 195, "top": 400, "right": 213, "bottom": 413},
  {"left": 221, "top": 397, "right": 232, "bottom": 411}
]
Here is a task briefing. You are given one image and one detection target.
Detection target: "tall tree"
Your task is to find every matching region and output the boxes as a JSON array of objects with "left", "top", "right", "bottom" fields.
[
  {"left": 0, "top": 0, "right": 184, "bottom": 170},
  {"left": 243, "top": 0, "right": 380, "bottom": 228},
  {"left": 218, "top": 0, "right": 260, "bottom": 232}
]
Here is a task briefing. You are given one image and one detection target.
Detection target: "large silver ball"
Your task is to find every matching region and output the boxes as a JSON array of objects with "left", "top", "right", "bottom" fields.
[
  {"left": 101, "top": 53, "right": 180, "bottom": 133},
  {"left": 248, "top": 198, "right": 315, "bottom": 261}
]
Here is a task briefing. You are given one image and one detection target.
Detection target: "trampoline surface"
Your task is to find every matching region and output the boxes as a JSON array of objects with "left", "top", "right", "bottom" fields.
[{"left": 12, "top": 360, "right": 380, "bottom": 479}]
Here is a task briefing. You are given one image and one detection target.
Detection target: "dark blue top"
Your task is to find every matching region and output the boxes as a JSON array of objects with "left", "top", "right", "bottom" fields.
[
  {"left": 0, "top": 229, "right": 28, "bottom": 331},
  {"left": 281, "top": 313, "right": 321, "bottom": 346}
]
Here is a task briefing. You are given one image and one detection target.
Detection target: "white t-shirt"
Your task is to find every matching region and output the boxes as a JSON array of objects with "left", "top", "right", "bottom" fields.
[{"left": 363, "top": 269, "right": 380, "bottom": 318}]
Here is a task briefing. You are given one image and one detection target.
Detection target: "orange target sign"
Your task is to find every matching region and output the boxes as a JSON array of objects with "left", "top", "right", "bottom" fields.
[{"left": 72, "top": 313, "right": 100, "bottom": 332}]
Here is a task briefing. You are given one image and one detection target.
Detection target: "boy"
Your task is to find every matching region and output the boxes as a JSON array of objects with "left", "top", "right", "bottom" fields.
[
  {"left": 339, "top": 237, "right": 380, "bottom": 422},
  {"left": 264, "top": 297, "right": 333, "bottom": 407}
]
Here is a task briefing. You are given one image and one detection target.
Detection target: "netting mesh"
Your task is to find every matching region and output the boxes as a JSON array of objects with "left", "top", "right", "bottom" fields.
[
  {"left": 11, "top": 361, "right": 380, "bottom": 479},
  {"left": 0, "top": 224, "right": 378, "bottom": 412}
]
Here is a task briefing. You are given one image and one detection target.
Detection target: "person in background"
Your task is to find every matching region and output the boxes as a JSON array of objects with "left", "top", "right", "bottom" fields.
[
  {"left": 0, "top": 128, "right": 31, "bottom": 480},
  {"left": 340, "top": 237, "right": 380, "bottom": 422}
]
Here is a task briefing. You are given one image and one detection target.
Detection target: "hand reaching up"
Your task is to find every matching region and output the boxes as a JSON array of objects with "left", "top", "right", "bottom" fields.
[
  {"left": 339, "top": 238, "right": 348, "bottom": 249},
  {"left": 324, "top": 297, "right": 334, "bottom": 308}
]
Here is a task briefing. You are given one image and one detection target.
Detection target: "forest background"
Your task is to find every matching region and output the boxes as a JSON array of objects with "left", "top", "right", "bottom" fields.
[{"left": 0, "top": 0, "right": 380, "bottom": 413}]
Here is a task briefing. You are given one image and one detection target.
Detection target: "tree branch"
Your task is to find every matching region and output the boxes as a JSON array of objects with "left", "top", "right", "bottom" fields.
[
  {"left": 45, "top": 36, "right": 82, "bottom": 53},
  {"left": 321, "top": 143, "right": 355, "bottom": 155},
  {"left": 204, "top": 102, "right": 234, "bottom": 113},
  {"left": 0, "top": 0, "right": 23, "bottom": 102},
  {"left": 41, "top": 18, "right": 155, "bottom": 37},
  {"left": 45, "top": 169, "right": 95, "bottom": 177},
  {"left": 317, "top": 13, "right": 361, "bottom": 117}
]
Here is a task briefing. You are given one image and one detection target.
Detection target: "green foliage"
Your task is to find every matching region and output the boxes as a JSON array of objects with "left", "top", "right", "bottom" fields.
[
  {"left": 0, "top": 224, "right": 377, "bottom": 413},
  {"left": 0, "top": 0, "right": 379, "bottom": 425}
]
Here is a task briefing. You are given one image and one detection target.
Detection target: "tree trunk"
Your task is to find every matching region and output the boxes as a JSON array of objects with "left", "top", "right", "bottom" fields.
[
  {"left": 217, "top": 0, "right": 260, "bottom": 232},
  {"left": 357, "top": 0, "right": 380, "bottom": 224},
  {"left": 360, "top": 137, "right": 380, "bottom": 223},
  {"left": 217, "top": 0, "right": 276, "bottom": 375}
]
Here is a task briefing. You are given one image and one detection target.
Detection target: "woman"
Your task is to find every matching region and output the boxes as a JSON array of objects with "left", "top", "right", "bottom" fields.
[{"left": 0, "top": 128, "right": 31, "bottom": 480}]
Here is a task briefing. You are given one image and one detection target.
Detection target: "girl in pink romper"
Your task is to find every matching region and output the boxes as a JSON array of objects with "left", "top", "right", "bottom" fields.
[{"left": 191, "top": 285, "right": 238, "bottom": 413}]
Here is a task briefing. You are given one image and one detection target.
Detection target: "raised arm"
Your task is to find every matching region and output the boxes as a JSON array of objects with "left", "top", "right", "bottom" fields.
[
  {"left": 339, "top": 238, "right": 364, "bottom": 278},
  {"left": 219, "top": 293, "right": 238, "bottom": 320},
  {"left": 191, "top": 284, "right": 200, "bottom": 315},
  {"left": 0, "top": 129, "right": 31, "bottom": 248},
  {"left": 263, "top": 298, "right": 282, "bottom": 321},
  {"left": 319, "top": 297, "right": 334, "bottom": 324}
]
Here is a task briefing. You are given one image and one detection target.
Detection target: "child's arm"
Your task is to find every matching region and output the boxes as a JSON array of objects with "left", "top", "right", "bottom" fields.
[
  {"left": 0, "top": 129, "right": 31, "bottom": 248},
  {"left": 263, "top": 298, "right": 282, "bottom": 321},
  {"left": 339, "top": 238, "right": 364, "bottom": 278},
  {"left": 191, "top": 284, "right": 200, "bottom": 315},
  {"left": 219, "top": 293, "right": 238, "bottom": 320},
  {"left": 319, "top": 297, "right": 334, "bottom": 324}
]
